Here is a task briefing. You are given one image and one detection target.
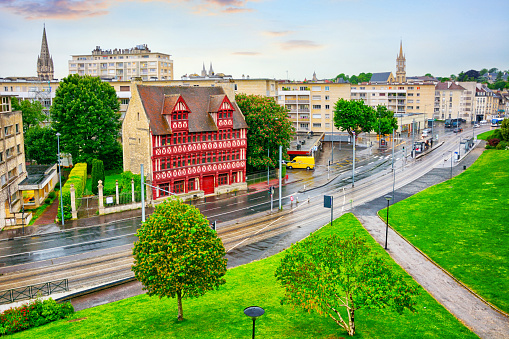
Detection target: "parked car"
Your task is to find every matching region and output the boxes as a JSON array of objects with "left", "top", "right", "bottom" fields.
[
  {"left": 421, "top": 130, "right": 429, "bottom": 138},
  {"left": 474, "top": 123, "right": 480, "bottom": 128},
  {"left": 453, "top": 127, "right": 463, "bottom": 133},
  {"left": 286, "top": 156, "right": 315, "bottom": 170},
  {"left": 480, "top": 120, "right": 488, "bottom": 125}
]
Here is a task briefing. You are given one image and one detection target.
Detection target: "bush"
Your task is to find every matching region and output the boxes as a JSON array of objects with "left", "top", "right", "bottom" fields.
[
  {"left": 48, "top": 191, "right": 56, "bottom": 199},
  {"left": 488, "top": 138, "right": 500, "bottom": 147},
  {"left": 57, "top": 163, "right": 87, "bottom": 222},
  {"left": 91, "top": 159, "right": 105, "bottom": 195},
  {"left": 120, "top": 171, "right": 143, "bottom": 194},
  {"left": 496, "top": 140, "right": 508, "bottom": 150},
  {"left": 0, "top": 298, "right": 74, "bottom": 335},
  {"left": 44, "top": 198, "right": 51, "bottom": 204}
]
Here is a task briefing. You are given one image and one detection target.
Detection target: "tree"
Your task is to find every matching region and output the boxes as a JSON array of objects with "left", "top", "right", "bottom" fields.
[
  {"left": 132, "top": 198, "right": 227, "bottom": 321},
  {"left": 480, "top": 68, "right": 488, "bottom": 76},
  {"left": 91, "top": 159, "right": 105, "bottom": 195},
  {"left": 24, "top": 126, "right": 58, "bottom": 164},
  {"left": 424, "top": 73, "right": 433, "bottom": 77},
  {"left": 489, "top": 68, "right": 498, "bottom": 74},
  {"left": 500, "top": 119, "right": 509, "bottom": 142},
  {"left": 374, "top": 105, "right": 398, "bottom": 141},
  {"left": 50, "top": 74, "right": 122, "bottom": 169},
  {"left": 235, "top": 94, "right": 294, "bottom": 172},
  {"left": 11, "top": 97, "right": 46, "bottom": 132},
  {"left": 275, "top": 234, "right": 418, "bottom": 336},
  {"left": 333, "top": 99, "right": 375, "bottom": 137}
]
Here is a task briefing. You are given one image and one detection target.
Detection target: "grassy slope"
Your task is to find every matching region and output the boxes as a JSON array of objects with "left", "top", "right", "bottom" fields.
[
  {"left": 476, "top": 130, "right": 495, "bottom": 140},
  {"left": 380, "top": 150, "right": 508, "bottom": 313},
  {"left": 13, "top": 214, "right": 476, "bottom": 339}
]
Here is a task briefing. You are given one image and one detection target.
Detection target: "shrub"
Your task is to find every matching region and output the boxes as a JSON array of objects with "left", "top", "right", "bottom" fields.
[
  {"left": 0, "top": 298, "right": 73, "bottom": 335},
  {"left": 496, "top": 140, "right": 508, "bottom": 150},
  {"left": 120, "top": 171, "right": 143, "bottom": 194},
  {"left": 44, "top": 198, "right": 51, "bottom": 204},
  {"left": 48, "top": 191, "right": 56, "bottom": 199},
  {"left": 488, "top": 138, "right": 500, "bottom": 147},
  {"left": 57, "top": 163, "right": 87, "bottom": 222},
  {"left": 91, "top": 159, "right": 105, "bottom": 195}
]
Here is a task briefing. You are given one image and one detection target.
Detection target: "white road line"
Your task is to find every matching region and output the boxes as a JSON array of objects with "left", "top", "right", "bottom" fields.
[{"left": 22, "top": 239, "right": 55, "bottom": 246}]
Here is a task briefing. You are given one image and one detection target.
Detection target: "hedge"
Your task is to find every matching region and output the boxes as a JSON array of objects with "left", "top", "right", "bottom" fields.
[
  {"left": 0, "top": 298, "right": 74, "bottom": 336},
  {"left": 56, "top": 163, "right": 87, "bottom": 221}
]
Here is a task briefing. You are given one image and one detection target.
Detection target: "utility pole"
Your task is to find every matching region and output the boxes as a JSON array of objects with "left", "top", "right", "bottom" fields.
[
  {"left": 279, "top": 145, "right": 282, "bottom": 210},
  {"left": 352, "top": 131, "right": 356, "bottom": 187}
]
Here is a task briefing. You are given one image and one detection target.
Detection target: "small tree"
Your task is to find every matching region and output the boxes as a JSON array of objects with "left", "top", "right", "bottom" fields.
[
  {"left": 132, "top": 198, "right": 227, "bottom": 321},
  {"left": 333, "top": 99, "right": 375, "bottom": 137},
  {"left": 91, "top": 159, "right": 105, "bottom": 195},
  {"left": 275, "top": 234, "right": 418, "bottom": 336},
  {"left": 500, "top": 119, "right": 509, "bottom": 141},
  {"left": 374, "top": 105, "right": 398, "bottom": 145},
  {"left": 11, "top": 97, "right": 47, "bottom": 132},
  {"left": 24, "top": 126, "right": 58, "bottom": 164}
]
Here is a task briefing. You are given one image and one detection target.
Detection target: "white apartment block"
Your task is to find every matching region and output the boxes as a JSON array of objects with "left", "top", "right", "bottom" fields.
[{"left": 68, "top": 44, "right": 173, "bottom": 81}]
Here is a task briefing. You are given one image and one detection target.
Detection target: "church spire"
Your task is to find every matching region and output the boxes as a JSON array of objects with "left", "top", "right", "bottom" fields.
[
  {"left": 37, "top": 25, "right": 54, "bottom": 81},
  {"left": 201, "top": 62, "right": 207, "bottom": 77},
  {"left": 209, "top": 62, "right": 214, "bottom": 76},
  {"left": 396, "top": 40, "right": 406, "bottom": 83}
]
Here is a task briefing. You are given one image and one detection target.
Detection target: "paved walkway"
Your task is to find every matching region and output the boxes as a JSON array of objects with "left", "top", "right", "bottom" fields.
[
  {"left": 32, "top": 197, "right": 59, "bottom": 226},
  {"left": 352, "top": 144, "right": 509, "bottom": 339}
]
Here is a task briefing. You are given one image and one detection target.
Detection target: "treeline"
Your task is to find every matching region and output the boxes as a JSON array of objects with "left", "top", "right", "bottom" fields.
[
  {"left": 430, "top": 67, "right": 509, "bottom": 90},
  {"left": 332, "top": 72, "right": 373, "bottom": 85}
]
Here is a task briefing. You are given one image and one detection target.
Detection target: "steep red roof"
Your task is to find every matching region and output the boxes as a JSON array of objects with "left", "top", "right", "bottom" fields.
[{"left": 136, "top": 85, "right": 248, "bottom": 135}]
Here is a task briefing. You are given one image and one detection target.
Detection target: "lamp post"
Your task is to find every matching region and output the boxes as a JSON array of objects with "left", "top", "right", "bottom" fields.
[
  {"left": 56, "top": 132, "right": 64, "bottom": 225},
  {"left": 244, "top": 306, "right": 265, "bottom": 339},
  {"left": 352, "top": 131, "right": 356, "bottom": 187},
  {"left": 447, "top": 150, "right": 453, "bottom": 179},
  {"left": 331, "top": 118, "right": 334, "bottom": 164},
  {"left": 384, "top": 195, "right": 392, "bottom": 250}
]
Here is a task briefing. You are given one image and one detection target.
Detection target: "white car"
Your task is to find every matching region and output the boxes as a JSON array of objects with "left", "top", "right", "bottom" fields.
[
  {"left": 421, "top": 130, "right": 429, "bottom": 138},
  {"left": 474, "top": 123, "right": 480, "bottom": 128}
]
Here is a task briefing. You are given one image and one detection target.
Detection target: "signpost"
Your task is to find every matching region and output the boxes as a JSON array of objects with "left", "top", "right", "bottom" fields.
[{"left": 324, "top": 195, "right": 333, "bottom": 226}]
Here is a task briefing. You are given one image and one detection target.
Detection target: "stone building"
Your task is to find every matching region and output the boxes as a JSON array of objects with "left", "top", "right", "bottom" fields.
[
  {"left": 0, "top": 95, "right": 28, "bottom": 229},
  {"left": 122, "top": 83, "right": 248, "bottom": 200},
  {"left": 37, "top": 25, "right": 54, "bottom": 81}
]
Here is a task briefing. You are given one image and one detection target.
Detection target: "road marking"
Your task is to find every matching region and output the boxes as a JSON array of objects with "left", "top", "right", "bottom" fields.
[{"left": 22, "top": 239, "right": 55, "bottom": 246}]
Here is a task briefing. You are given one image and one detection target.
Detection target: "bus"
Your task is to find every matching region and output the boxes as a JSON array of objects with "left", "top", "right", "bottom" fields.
[
  {"left": 491, "top": 118, "right": 504, "bottom": 127},
  {"left": 445, "top": 118, "right": 461, "bottom": 128}
]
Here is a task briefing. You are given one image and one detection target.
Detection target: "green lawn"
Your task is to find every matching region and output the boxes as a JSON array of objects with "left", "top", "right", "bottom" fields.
[
  {"left": 14, "top": 214, "right": 476, "bottom": 338},
  {"left": 477, "top": 129, "right": 495, "bottom": 140},
  {"left": 85, "top": 172, "right": 123, "bottom": 196},
  {"left": 380, "top": 150, "right": 508, "bottom": 313}
]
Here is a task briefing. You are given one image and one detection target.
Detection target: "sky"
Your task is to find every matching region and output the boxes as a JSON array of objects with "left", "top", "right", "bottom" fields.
[{"left": 1, "top": 0, "right": 508, "bottom": 81}]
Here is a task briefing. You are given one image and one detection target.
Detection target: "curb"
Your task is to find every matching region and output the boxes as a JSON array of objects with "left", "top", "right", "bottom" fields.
[{"left": 55, "top": 277, "right": 137, "bottom": 303}]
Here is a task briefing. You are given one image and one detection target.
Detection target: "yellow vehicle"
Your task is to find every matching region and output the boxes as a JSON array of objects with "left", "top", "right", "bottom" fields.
[{"left": 286, "top": 156, "right": 315, "bottom": 170}]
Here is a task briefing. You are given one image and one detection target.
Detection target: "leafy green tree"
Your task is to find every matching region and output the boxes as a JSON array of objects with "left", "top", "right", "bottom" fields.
[
  {"left": 132, "top": 198, "right": 227, "bottom": 321},
  {"left": 50, "top": 74, "right": 121, "bottom": 169},
  {"left": 275, "top": 234, "right": 418, "bottom": 336},
  {"left": 333, "top": 99, "right": 375, "bottom": 137},
  {"left": 480, "top": 68, "right": 488, "bottom": 76},
  {"left": 424, "top": 73, "right": 433, "bottom": 77},
  {"left": 440, "top": 77, "right": 451, "bottom": 82},
  {"left": 333, "top": 73, "right": 349, "bottom": 82},
  {"left": 349, "top": 75, "right": 359, "bottom": 84},
  {"left": 235, "top": 94, "right": 294, "bottom": 172},
  {"left": 374, "top": 105, "right": 398, "bottom": 143},
  {"left": 91, "top": 159, "right": 105, "bottom": 195},
  {"left": 24, "top": 126, "right": 58, "bottom": 164},
  {"left": 11, "top": 97, "right": 46, "bottom": 132},
  {"left": 500, "top": 119, "right": 509, "bottom": 141},
  {"left": 489, "top": 68, "right": 498, "bottom": 74}
]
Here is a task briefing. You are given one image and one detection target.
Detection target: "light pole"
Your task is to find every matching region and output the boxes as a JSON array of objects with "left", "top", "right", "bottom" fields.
[
  {"left": 352, "top": 131, "right": 356, "bottom": 187},
  {"left": 267, "top": 147, "right": 270, "bottom": 187},
  {"left": 384, "top": 195, "right": 392, "bottom": 250},
  {"left": 331, "top": 118, "right": 334, "bottom": 164},
  {"left": 56, "top": 132, "right": 64, "bottom": 225},
  {"left": 244, "top": 306, "right": 265, "bottom": 339},
  {"left": 447, "top": 150, "right": 453, "bottom": 179}
]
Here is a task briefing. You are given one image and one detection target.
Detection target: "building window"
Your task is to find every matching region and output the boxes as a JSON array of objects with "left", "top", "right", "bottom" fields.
[
  {"left": 312, "top": 114, "right": 321, "bottom": 119},
  {"left": 218, "top": 174, "right": 228, "bottom": 186},
  {"left": 121, "top": 99, "right": 129, "bottom": 105},
  {"left": 325, "top": 86, "right": 330, "bottom": 91},
  {"left": 174, "top": 180, "right": 184, "bottom": 194},
  {"left": 313, "top": 123, "right": 321, "bottom": 128},
  {"left": 325, "top": 105, "right": 330, "bottom": 110},
  {"left": 325, "top": 123, "right": 330, "bottom": 128},
  {"left": 325, "top": 95, "right": 330, "bottom": 100},
  {"left": 312, "top": 95, "right": 321, "bottom": 100},
  {"left": 188, "top": 178, "right": 195, "bottom": 192},
  {"left": 159, "top": 183, "right": 170, "bottom": 197},
  {"left": 312, "top": 105, "right": 321, "bottom": 109},
  {"left": 0, "top": 174, "right": 5, "bottom": 186},
  {"left": 15, "top": 124, "right": 19, "bottom": 134}
]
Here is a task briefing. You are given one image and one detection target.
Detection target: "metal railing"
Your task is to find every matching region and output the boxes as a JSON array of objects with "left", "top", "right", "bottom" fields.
[
  {"left": 0, "top": 279, "right": 69, "bottom": 305},
  {"left": 246, "top": 169, "right": 277, "bottom": 186}
]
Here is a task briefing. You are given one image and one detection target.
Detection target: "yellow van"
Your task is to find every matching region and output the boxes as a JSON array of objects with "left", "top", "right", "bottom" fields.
[{"left": 286, "top": 156, "right": 315, "bottom": 170}]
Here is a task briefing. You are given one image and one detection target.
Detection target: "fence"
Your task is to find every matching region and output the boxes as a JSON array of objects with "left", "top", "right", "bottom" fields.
[
  {"left": 77, "top": 195, "right": 99, "bottom": 219},
  {"left": 103, "top": 190, "right": 142, "bottom": 206},
  {"left": 246, "top": 169, "right": 278, "bottom": 186},
  {"left": 0, "top": 279, "right": 69, "bottom": 305}
]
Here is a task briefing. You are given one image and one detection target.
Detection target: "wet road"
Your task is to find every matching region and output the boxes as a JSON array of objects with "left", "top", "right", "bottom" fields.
[{"left": 0, "top": 122, "right": 487, "bottom": 268}]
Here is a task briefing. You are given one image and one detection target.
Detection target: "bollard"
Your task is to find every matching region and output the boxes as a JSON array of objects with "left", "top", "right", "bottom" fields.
[{"left": 308, "top": 196, "right": 310, "bottom": 203}]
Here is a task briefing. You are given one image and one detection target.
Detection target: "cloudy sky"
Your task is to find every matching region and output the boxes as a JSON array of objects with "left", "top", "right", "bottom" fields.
[{"left": 1, "top": 0, "right": 508, "bottom": 81}]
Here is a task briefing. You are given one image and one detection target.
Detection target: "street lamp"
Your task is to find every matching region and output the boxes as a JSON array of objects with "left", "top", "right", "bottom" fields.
[
  {"left": 56, "top": 132, "right": 64, "bottom": 225},
  {"left": 447, "top": 150, "right": 453, "bottom": 179},
  {"left": 352, "top": 131, "right": 356, "bottom": 187},
  {"left": 244, "top": 306, "right": 265, "bottom": 339},
  {"left": 384, "top": 195, "right": 392, "bottom": 250}
]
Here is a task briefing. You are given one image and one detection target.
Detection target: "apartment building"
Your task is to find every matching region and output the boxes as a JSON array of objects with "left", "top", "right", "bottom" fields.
[
  {"left": 475, "top": 84, "right": 498, "bottom": 121},
  {"left": 68, "top": 44, "right": 173, "bottom": 81},
  {"left": 351, "top": 83, "right": 435, "bottom": 133},
  {"left": 434, "top": 82, "right": 467, "bottom": 120},
  {"left": 0, "top": 95, "right": 27, "bottom": 229},
  {"left": 277, "top": 81, "right": 350, "bottom": 133}
]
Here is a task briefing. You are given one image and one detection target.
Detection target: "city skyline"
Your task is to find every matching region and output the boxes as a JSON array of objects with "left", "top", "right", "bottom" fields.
[{"left": 1, "top": 0, "right": 508, "bottom": 81}]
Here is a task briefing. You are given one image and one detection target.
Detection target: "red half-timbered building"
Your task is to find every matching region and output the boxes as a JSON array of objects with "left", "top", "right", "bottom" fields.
[{"left": 122, "top": 84, "right": 248, "bottom": 200}]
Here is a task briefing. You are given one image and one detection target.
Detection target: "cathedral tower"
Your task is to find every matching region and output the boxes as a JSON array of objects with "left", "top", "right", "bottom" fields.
[
  {"left": 396, "top": 40, "right": 406, "bottom": 83},
  {"left": 37, "top": 25, "right": 54, "bottom": 81}
]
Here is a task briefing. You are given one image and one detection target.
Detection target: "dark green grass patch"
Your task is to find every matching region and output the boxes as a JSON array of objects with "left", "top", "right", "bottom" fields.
[
  {"left": 380, "top": 150, "right": 508, "bottom": 313},
  {"left": 13, "top": 214, "right": 476, "bottom": 338},
  {"left": 477, "top": 130, "right": 495, "bottom": 140}
]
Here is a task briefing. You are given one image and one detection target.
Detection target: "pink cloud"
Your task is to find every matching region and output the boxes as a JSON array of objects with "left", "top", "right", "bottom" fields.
[
  {"left": 232, "top": 51, "right": 261, "bottom": 55},
  {"left": 0, "top": 0, "right": 112, "bottom": 19},
  {"left": 280, "top": 40, "right": 323, "bottom": 50},
  {"left": 263, "top": 30, "right": 293, "bottom": 37}
]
